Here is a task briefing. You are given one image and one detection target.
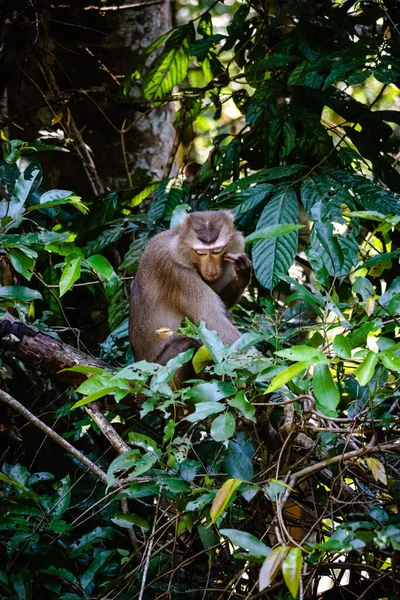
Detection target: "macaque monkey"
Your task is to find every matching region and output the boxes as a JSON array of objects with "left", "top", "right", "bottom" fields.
[{"left": 129, "top": 211, "right": 251, "bottom": 384}]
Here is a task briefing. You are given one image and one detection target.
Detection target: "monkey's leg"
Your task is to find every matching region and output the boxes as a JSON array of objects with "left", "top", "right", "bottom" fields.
[
  {"left": 220, "top": 253, "right": 252, "bottom": 308},
  {"left": 156, "top": 335, "right": 202, "bottom": 388}
]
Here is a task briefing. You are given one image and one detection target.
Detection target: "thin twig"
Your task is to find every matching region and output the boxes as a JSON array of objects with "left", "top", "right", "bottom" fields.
[
  {"left": 0, "top": 389, "right": 107, "bottom": 484},
  {"left": 138, "top": 488, "right": 162, "bottom": 600}
]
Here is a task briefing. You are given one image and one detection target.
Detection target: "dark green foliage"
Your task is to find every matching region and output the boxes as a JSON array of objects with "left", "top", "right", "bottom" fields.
[{"left": 1, "top": 0, "right": 400, "bottom": 598}]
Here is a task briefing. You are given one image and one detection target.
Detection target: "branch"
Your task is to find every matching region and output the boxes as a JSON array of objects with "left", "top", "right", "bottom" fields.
[
  {"left": 0, "top": 312, "right": 112, "bottom": 387},
  {"left": 0, "top": 311, "right": 136, "bottom": 455},
  {"left": 0, "top": 389, "right": 107, "bottom": 484},
  {"left": 290, "top": 442, "right": 400, "bottom": 486}
]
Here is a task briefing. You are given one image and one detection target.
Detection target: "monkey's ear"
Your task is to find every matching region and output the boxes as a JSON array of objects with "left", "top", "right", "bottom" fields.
[
  {"left": 174, "top": 209, "right": 192, "bottom": 228},
  {"left": 220, "top": 210, "right": 235, "bottom": 222}
]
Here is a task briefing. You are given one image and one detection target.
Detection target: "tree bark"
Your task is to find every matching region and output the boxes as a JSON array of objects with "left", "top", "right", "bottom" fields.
[
  {"left": 0, "top": 312, "right": 112, "bottom": 388},
  {"left": 2, "top": 0, "right": 175, "bottom": 194}
]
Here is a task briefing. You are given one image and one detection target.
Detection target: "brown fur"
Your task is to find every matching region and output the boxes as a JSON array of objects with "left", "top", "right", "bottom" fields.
[{"left": 129, "top": 211, "right": 251, "bottom": 384}]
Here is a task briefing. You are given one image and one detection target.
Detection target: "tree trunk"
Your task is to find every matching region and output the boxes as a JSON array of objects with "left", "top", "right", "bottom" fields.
[{"left": 2, "top": 0, "right": 175, "bottom": 194}]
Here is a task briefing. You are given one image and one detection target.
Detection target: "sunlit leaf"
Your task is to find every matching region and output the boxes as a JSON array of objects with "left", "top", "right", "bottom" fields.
[
  {"left": 355, "top": 350, "right": 379, "bottom": 386},
  {"left": 259, "top": 546, "right": 289, "bottom": 591},
  {"left": 282, "top": 547, "right": 303, "bottom": 598},
  {"left": 333, "top": 334, "right": 352, "bottom": 359},
  {"left": 210, "top": 478, "right": 242, "bottom": 522},
  {"left": 245, "top": 223, "right": 303, "bottom": 244},
  {"left": 59, "top": 257, "right": 81, "bottom": 296},
  {"left": 86, "top": 255, "right": 113, "bottom": 280},
  {"left": 313, "top": 364, "right": 340, "bottom": 417},
  {"left": 276, "top": 346, "right": 328, "bottom": 364},
  {"left": 265, "top": 361, "right": 309, "bottom": 394},
  {"left": 364, "top": 457, "right": 387, "bottom": 485},
  {"left": 210, "top": 413, "right": 235, "bottom": 442}
]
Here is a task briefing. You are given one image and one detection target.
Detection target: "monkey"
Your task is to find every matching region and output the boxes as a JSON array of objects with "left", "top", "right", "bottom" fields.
[{"left": 129, "top": 210, "right": 252, "bottom": 385}]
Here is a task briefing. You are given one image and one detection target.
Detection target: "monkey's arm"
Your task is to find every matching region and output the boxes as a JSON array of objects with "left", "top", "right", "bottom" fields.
[
  {"left": 173, "top": 270, "right": 240, "bottom": 344},
  {"left": 219, "top": 253, "right": 252, "bottom": 309}
]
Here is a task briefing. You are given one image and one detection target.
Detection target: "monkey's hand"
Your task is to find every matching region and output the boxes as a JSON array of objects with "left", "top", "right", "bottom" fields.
[{"left": 224, "top": 253, "right": 252, "bottom": 288}]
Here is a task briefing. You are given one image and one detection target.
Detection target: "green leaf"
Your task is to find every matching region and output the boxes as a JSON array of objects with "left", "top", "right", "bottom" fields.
[
  {"left": 356, "top": 250, "right": 400, "bottom": 271},
  {"left": 313, "top": 364, "right": 340, "bottom": 417},
  {"left": 259, "top": 546, "right": 289, "bottom": 591},
  {"left": 223, "top": 434, "right": 254, "bottom": 481},
  {"left": 85, "top": 255, "right": 113, "bottom": 280},
  {"left": 355, "top": 350, "right": 379, "bottom": 386},
  {"left": 13, "top": 161, "right": 42, "bottom": 205},
  {"left": 68, "top": 526, "right": 116, "bottom": 557},
  {"left": 170, "top": 203, "right": 190, "bottom": 228},
  {"left": 192, "top": 345, "right": 212, "bottom": 373},
  {"left": 198, "top": 12, "right": 212, "bottom": 36},
  {"left": 27, "top": 190, "right": 88, "bottom": 214},
  {"left": 8, "top": 249, "right": 35, "bottom": 281},
  {"left": 281, "top": 275, "right": 324, "bottom": 317},
  {"left": 80, "top": 550, "right": 113, "bottom": 590},
  {"left": 210, "top": 413, "right": 235, "bottom": 442},
  {"left": 163, "top": 420, "right": 175, "bottom": 443},
  {"left": 130, "top": 182, "right": 160, "bottom": 207},
  {"left": 112, "top": 512, "right": 149, "bottom": 530},
  {"left": 265, "top": 361, "right": 309, "bottom": 394},
  {"left": 331, "top": 170, "right": 400, "bottom": 215},
  {"left": 107, "top": 449, "right": 160, "bottom": 488},
  {"left": 127, "top": 432, "right": 158, "bottom": 451},
  {"left": 142, "top": 25, "right": 193, "bottom": 100},
  {"left": 333, "top": 334, "right": 352, "bottom": 359},
  {"left": 282, "top": 547, "right": 303, "bottom": 598},
  {"left": 228, "top": 390, "right": 256, "bottom": 423},
  {"left": 245, "top": 223, "right": 304, "bottom": 244},
  {"left": 184, "top": 401, "right": 225, "bottom": 423},
  {"left": 125, "top": 30, "right": 172, "bottom": 87},
  {"left": 40, "top": 567, "right": 76, "bottom": 584},
  {"left": 186, "top": 492, "right": 215, "bottom": 512},
  {"left": 210, "top": 478, "right": 242, "bottom": 522},
  {"left": 275, "top": 346, "right": 328, "bottom": 364},
  {"left": 380, "top": 349, "right": 400, "bottom": 373},
  {"left": 197, "top": 321, "right": 226, "bottom": 362},
  {"left": 221, "top": 165, "right": 302, "bottom": 196},
  {"left": 59, "top": 257, "right": 81, "bottom": 296},
  {"left": 220, "top": 529, "right": 271, "bottom": 558},
  {"left": 0, "top": 286, "right": 42, "bottom": 302},
  {"left": 252, "top": 188, "right": 299, "bottom": 290},
  {"left": 71, "top": 387, "right": 118, "bottom": 409},
  {"left": 187, "top": 381, "right": 235, "bottom": 403},
  {"left": 51, "top": 475, "right": 71, "bottom": 518}
]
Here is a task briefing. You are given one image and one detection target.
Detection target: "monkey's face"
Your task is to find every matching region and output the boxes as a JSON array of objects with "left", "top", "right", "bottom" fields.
[
  {"left": 179, "top": 211, "right": 242, "bottom": 282},
  {"left": 193, "top": 247, "right": 226, "bottom": 282}
]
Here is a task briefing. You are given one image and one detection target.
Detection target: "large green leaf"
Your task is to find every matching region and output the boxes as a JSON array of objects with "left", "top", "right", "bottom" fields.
[
  {"left": 220, "top": 529, "right": 271, "bottom": 558},
  {"left": 0, "top": 285, "right": 42, "bottom": 302},
  {"left": 252, "top": 187, "right": 299, "bottom": 290},
  {"left": 282, "top": 547, "right": 303, "bottom": 598},
  {"left": 313, "top": 364, "right": 340, "bottom": 417},
  {"left": 142, "top": 25, "right": 194, "bottom": 100},
  {"left": 13, "top": 161, "right": 42, "bottom": 205},
  {"left": 8, "top": 248, "right": 35, "bottom": 281},
  {"left": 330, "top": 170, "right": 400, "bottom": 215},
  {"left": 222, "top": 434, "right": 254, "bottom": 481},
  {"left": 59, "top": 257, "right": 81, "bottom": 297},
  {"left": 210, "top": 413, "right": 236, "bottom": 442},
  {"left": 301, "top": 175, "right": 359, "bottom": 276}
]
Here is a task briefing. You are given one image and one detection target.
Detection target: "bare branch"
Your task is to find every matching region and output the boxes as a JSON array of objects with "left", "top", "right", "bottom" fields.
[{"left": 0, "top": 389, "right": 107, "bottom": 484}]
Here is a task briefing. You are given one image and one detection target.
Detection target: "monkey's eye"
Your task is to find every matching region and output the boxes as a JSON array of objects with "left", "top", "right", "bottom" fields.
[
  {"left": 212, "top": 248, "right": 223, "bottom": 255},
  {"left": 194, "top": 249, "right": 208, "bottom": 255}
]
